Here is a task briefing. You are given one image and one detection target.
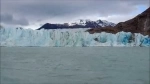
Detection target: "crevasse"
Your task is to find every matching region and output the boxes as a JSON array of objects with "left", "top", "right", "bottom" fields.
[{"left": 0, "top": 28, "right": 150, "bottom": 47}]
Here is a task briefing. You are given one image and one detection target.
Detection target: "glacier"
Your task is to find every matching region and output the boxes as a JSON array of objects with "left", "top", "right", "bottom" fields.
[{"left": 0, "top": 28, "right": 150, "bottom": 47}]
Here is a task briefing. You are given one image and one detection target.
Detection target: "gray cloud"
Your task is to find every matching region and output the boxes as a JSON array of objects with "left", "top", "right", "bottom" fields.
[
  {"left": 1, "top": 13, "right": 29, "bottom": 26},
  {"left": 1, "top": 0, "right": 149, "bottom": 28}
]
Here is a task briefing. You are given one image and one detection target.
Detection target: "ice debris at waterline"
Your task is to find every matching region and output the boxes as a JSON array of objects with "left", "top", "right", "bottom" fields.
[{"left": 0, "top": 28, "right": 150, "bottom": 47}]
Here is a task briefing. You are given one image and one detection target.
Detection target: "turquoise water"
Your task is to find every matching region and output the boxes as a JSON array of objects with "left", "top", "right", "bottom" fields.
[{"left": 0, "top": 47, "right": 149, "bottom": 84}]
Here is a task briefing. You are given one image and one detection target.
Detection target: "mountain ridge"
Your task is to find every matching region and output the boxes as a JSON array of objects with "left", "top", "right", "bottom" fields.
[{"left": 37, "top": 19, "right": 115, "bottom": 30}]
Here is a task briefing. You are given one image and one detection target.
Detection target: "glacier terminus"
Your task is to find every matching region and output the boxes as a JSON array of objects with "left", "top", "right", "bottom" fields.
[{"left": 0, "top": 28, "right": 150, "bottom": 47}]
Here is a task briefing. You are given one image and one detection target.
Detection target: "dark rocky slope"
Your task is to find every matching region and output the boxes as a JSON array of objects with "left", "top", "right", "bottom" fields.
[{"left": 86, "top": 7, "right": 150, "bottom": 36}]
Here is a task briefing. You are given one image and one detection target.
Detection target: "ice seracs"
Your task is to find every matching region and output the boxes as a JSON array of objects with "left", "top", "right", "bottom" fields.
[{"left": 0, "top": 28, "right": 149, "bottom": 47}]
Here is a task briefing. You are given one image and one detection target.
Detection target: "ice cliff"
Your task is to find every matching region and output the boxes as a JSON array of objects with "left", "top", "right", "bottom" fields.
[{"left": 0, "top": 28, "right": 150, "bottom": 47}]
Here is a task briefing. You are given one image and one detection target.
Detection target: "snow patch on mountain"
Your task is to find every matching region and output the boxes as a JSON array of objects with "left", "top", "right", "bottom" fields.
[{"left": 70, "top": 19, "right": 116, "bottom": 27}]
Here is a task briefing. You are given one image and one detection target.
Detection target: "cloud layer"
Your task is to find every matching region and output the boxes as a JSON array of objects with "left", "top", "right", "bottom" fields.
[{"left": 1, "top": 0, "right": 149, "bottom": 29}]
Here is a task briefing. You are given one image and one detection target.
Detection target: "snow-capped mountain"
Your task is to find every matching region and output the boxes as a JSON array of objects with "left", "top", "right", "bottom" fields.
[
  {"left": 38, "top": 19, "right": 116, "bottom": 30},
  {"left": 77, "top": 19, "right": 115, "bottom": 27}
]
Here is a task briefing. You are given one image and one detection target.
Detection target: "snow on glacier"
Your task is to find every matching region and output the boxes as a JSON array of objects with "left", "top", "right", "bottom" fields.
[{"left": 0, "top": 28, "right": 150, "bottom": 47}]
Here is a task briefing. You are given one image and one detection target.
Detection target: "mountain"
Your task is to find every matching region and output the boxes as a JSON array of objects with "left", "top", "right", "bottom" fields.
[
  {"left": 115, "top": 7, "right": 150, "bottom": 34},
  {"left": 87, "top": 7, "right": 150, "bottom": 35},
  {"left": 37, "top": 19, "right": 115, "bottom": 30}
]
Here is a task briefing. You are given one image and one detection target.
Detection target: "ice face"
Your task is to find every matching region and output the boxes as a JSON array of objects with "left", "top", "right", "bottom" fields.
[{"left": 0, "top": 28, "right": 150, "bottom": 47}]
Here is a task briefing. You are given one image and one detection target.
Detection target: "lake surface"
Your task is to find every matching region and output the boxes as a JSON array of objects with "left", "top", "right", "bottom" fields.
[{"left": 0, "top": 47, "right": 149, "bottom": 84}]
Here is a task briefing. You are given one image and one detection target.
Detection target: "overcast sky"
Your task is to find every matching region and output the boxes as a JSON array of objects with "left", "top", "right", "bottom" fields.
[{"left": 1, "top": 0, "right": 149, "bottom": 29}]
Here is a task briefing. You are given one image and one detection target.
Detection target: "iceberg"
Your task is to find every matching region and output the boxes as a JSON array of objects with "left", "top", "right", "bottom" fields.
[{"left": 0, "top": 28, "right": 150, "bottom": 47}]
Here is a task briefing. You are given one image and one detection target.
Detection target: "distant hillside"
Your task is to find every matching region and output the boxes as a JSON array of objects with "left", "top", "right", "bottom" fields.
[
  {"left": 37, "top": 19, "right": 115, "bottom": 30},
  {"left": 87, "top": 7, "right": 150, "bottom": 35}
]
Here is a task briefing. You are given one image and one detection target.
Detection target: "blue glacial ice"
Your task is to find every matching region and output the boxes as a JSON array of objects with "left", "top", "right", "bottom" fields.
[{"left": 0, "top": 28, "right": 150, "bottom": 47}]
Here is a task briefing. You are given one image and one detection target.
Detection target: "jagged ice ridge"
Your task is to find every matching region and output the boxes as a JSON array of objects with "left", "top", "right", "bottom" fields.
[{"left": 0, "top": 28, "right": 150, "bottom": 47}]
